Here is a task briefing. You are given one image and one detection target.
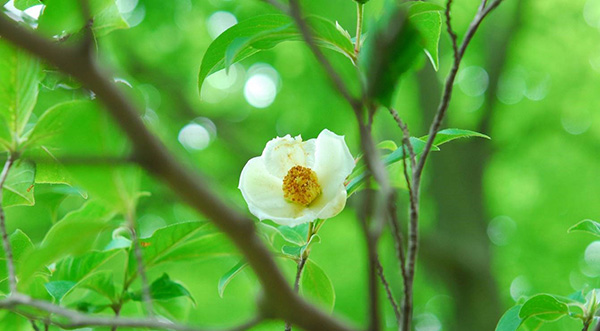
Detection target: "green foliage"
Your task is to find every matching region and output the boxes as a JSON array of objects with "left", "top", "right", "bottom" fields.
[
  {"left": 18, "top": 200, "right": 115, "bottom": 286},
  {"left": 13, "top": 0, "right": 41, "bottom": 10},
  {"left": 301, "top": 259, "right": 335, "bottom": 312},
  {"left": 198, "top": 14, "right": 355, "bottom": 92},
  {"left": 360, "top": 2, "right": 442, "bottom": 106},
  {"left": 218, "top": 260, "right": 247, "bottom": 298},
  {"left": 568, "top": 219, "right": 600, "bottom": 237},
  {"left": 131, "top": 273, "right": 195, "bottom": 304},
  {"left": 38, "top": 0, "right": 128, "bottom": 38},
  {"left": 0, "top": 40, "right": 41, "bottom": 150},
  {"left": 3, "top": 160, "right": 35, "bottom": 207}
]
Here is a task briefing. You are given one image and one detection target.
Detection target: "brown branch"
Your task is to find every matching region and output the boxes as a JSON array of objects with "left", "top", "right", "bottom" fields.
[
  {"left": 0, "top": 12, "right": 355, "bottom": 331},
  {"left": 375, "top": 257, "right": 401, "bottom": 324},
  {"left": 413, "top": 0, "right": 505, "bottom": 182},
  {"left": 0, "top": 154, "right": 16, "bottom": 294},
  {"left": 127, "top": 221, "right": 154, "bottom": 317},
  {"left": 284, "top": 257, "right": 307, "bottom": 331},
  {"left": 5, "top": 293, "right": 262, "bottom": 331},
  {"left": 399, "top": 1, "right": 505, "bottom": 330}
]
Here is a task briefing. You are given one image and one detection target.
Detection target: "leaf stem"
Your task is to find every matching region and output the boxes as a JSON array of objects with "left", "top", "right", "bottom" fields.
[
  {"left": 355, "top": 3, "right": 365, "bottom": 55},
  {"left": 285, "top": 221, "right": 318, "bottom": 331}
]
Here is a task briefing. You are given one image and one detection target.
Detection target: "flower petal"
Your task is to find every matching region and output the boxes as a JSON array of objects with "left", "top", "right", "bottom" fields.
[
  {"left": 309, "top": 184, "right": 348, "bottom": 220},
  {"left": 262, "top": 135, "right": 316, "bottom": 178},
  {"left": 312, "top": 129, "right": 355, "bottom": 198},
  {"left": 238, "top": 156, "right": 315, "bottom": 226}
]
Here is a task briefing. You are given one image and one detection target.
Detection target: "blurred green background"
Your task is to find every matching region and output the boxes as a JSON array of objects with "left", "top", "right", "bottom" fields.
[{"left": 3, "top": 0, "right": 600, "bottom": 330}]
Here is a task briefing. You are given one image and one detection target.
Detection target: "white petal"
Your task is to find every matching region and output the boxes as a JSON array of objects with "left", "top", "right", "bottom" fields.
[
  {"left": 308, "top": 184, "right": 348, "bottom": 220},
  {"left": 238, "top": 156, "right": 315, "bottom": 226},
  {"left": 312, "top": 129, "right": 355, "bottom": 198},
  {"left": 262, "top": 135, "right": 316, "bottom": 178}
]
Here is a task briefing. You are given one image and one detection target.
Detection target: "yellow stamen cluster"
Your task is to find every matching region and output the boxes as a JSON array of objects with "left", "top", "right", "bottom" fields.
[{"left": 282, "top": 165, "right": 321, "bottom": 206}]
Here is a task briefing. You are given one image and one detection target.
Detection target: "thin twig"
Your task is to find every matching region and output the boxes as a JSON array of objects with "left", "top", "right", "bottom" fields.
[
  {"left": 128, "top": 218, "right": 154, "bottom": 317},
  {"left": 29, "top": 319, "right": 40, "bottom": 331},
  {"left": 399, "top": 1, "right": 505, "bottom": 329},
  {"left": 414, "top": 0, "right": 505, "bottom": 182},
  {"left": 259, "top": 0, "right": 289, "bottom": 12},
  {"left": 3, "top": 293, "right": 262, "bottom": 331},
  {"left": 284, "top": 257, "right": 307, "bottom": 331},
  {"left": 375, "top": 257, "right": 401, "bottom": 324},
  {"left": 0, "top": 154, "right": 16, "bottom": 294},
  {"left": 0, "top": 11, "right": 356, "bottom": 331}
]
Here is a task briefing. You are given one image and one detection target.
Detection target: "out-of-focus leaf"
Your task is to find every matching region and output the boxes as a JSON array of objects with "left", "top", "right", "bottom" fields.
[
  {"left": 218, "top": 259, "right": 247, "bottom": 298},
  {"left": 0, "top": 230, "right": 34, "bottom": 284},
  {"left": 14, "top": 0, "right": 41, "bottom": 10},
  {"left": 131, "top": 273, "right": 195, "bottom": 304},
  {"left": 408, "top": 2, "right": 443, "bottom": 70},
  {"left": 419, "top": 128, "right": 490, "bottom": 147},
  {"left": 0, "top": 40, "right": 41, "bottom": 145},
  {"left": 495, "top": 305, "right": 522, "bottom": 331},
  {"left": 198, "top": 14, "right": 355, "bottom": 92},
  {"left": 300, "top": 259, "right": 335, "bottom": 312},
  {"left": 126, "top": 222, "right": 234, "bottom": 278},
  {"left": 25, "top": 99, "right": 138, "bottom": 213},
  {"left": 38, "top": 0, "right": 128, "bottom": 38},
  {"left": 44, "top": 280, "right": 76, "bottom": 302},
  {"left": 519, "top": 294, "right": 569, "bottom": 322},
  {"left": 51, "top": 249, "right": 123, "bottom": 302},
  {"left": 3, "top": 160, "right": 35, "bottom": 208},
  {"left": 18, "top": 200, "right": 115, "bottom": 286},
  {"left": 360, "top": 3, "right": 421, "bottom": 107},
  {"left": 568, "top": 219, "right": 600, "bottom": 237},
  {"left": 278, "top": 224, "right": 308, "bottom": 246}
]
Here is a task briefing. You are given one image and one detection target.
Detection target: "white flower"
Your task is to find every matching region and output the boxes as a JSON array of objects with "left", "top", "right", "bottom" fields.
[{"left": 238, "top": 129, "right": 355, "bottom": 227}]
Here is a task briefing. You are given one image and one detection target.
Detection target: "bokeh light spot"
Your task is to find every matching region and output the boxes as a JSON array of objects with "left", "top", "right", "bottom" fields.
[
  {"left": 244, "top": 74, "right": 277, "bottom": 108},
  {"left": 458, "top": 66, "right": 489, "bottom": 97},
  {"left": 207, "top": 11, "right": 237, "bottom": 39}
]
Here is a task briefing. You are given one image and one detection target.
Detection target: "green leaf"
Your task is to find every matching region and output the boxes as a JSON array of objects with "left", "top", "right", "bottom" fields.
[
  {"left": 18, "top": 200, "right": 115, "bottom": 286},
  {"left": 14, "top": 0, "right": 42, "bottom": 10},
  {"left": 568, "top": 219, "right": 600, "bottom": 237},
  {"left": 419, "top": 128, "right": 490, "bottom": 147},
  {"left": 346, "top": 137, "right": 436, "bottom": 196},
  {"left": 282, "top": 245, "right": 304, "bottom": 258},
  {"left": 360, "top": 3, "right": 421, "bottom": 107},
  {"left": 408, "top": 2, "right": 443, "bottom": 70},
  {"left": 198, "top": 15, "right": 355, "bottom": 92},
  {"left": 0, "top": 40, "right": 41, "bottom": 144},
  {"left": 519, "top": 294, "right": 569, "bottom": 322},
  {"left": 3, "top": 160, "right": 35, "bottom": 208},
  {"left": 38, "top": 0, "right": 128, "bottom": 38},
  {"left": 44, "top": 280, "right": 76, "bottom": 302},
  {"left": 300, "top": 259, "right": 335, "bottom": 312},
  {"left": 24, "top": 99, "right": 139, "bottom": 213},
  {"left": 0, "top": 230, "right": 34, "bottom": 283},
  {"left": 278, "top": 224, "right": 308, "bottom": 246},
  {"left": 131, "top": 273, "right": 195, "bottom": 304},
  {"left": 495, "top": 305, "right": 523, "bottom": 331},
  {"left": 51, "top": 249, "right": 123, "bottom": 302},
  {"left": 126, "top": 222, "right": 233, "bottom": 279},
  {"left": 218, "top": 260, "right": 248, "bottom": 298}
]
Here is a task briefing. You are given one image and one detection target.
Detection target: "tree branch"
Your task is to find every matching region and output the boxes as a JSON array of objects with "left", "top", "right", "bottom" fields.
[
  {"left": 4, "top": 293, "right": 262, "bottom": 331},
  {"left": 375, "top": 257, "right": 401, "bottom": 324},
  {"left": 0, "top": 154, "right": 16, "bottom": 294},
  {"left": 0, "top": 12, "right": 355, "bottom": 331},
  {"left": 414, "top": 0, "right": 505, "bottom": 182}
]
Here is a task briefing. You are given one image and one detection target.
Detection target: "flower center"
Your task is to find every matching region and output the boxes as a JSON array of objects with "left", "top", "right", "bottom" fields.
[{"left": 282, "top": 165, "right": 321, "bottom": 206}]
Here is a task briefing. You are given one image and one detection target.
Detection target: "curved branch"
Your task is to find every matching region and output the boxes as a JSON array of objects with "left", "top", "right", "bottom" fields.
[{"left": 0, "top": 13, "right": 355, "bottom": 331}]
